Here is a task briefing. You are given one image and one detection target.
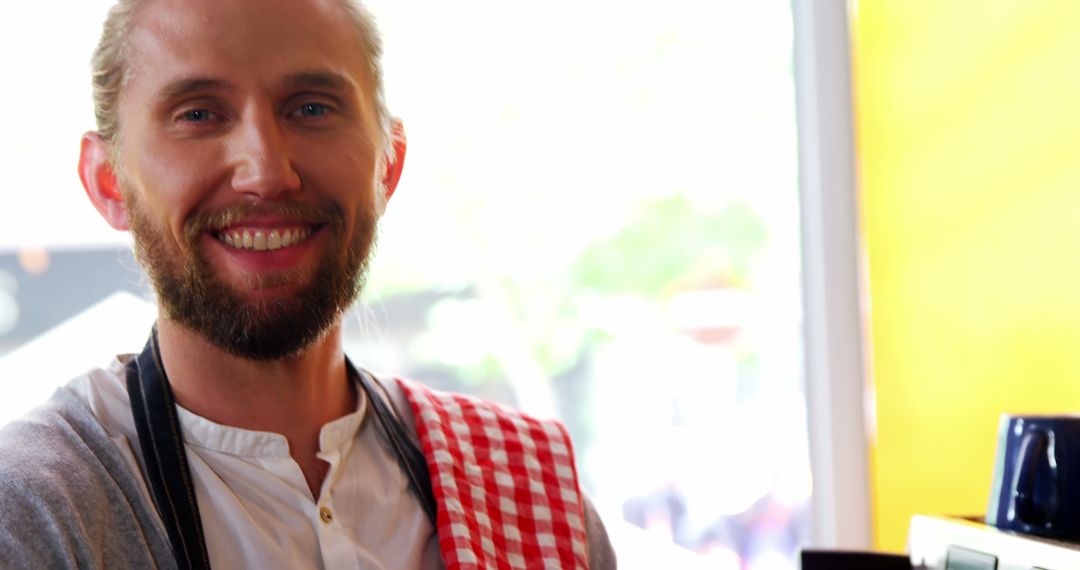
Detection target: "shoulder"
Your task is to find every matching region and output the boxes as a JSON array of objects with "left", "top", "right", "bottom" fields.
[
  {"left": 583, "top": 494, "right": 618, "bottom": 569},
  {"left": 369, "top": 370, "right": 420, "bottom": 436},
  {"left": 393, "top": 376, "right": 566, "bottom": 439},
  {"left": 0, "top": 387, "right": 172, "bottom": 568},
  {"left": 0, "top": 386, "right": 108, "bottom": 485},
  {"left": 0, "top": 389, "right": 111, "bottom": 564},
  {"left": 373, "top": 375, "right": 617, "bottom": 568}
]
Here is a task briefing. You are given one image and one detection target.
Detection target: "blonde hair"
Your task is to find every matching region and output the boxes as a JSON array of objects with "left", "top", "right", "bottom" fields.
[{"left": 90, "top": 0, "right": 391, "bottom": 155}]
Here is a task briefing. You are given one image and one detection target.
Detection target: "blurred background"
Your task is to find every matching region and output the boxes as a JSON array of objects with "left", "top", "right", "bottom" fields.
[
  {"left": 7, "top": 0, "right": 1079, "bottom": 567},
  {"left": 0, "top": 0, "right": 811, "bottom": 566}
]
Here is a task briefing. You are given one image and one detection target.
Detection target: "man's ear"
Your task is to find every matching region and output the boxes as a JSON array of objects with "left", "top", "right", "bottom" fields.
[
  {"left": 381, "top": 118, "right": 406, "bottom": 202},
  {"left": 78, "top": 132, "right": 129, "bottom": 231}
]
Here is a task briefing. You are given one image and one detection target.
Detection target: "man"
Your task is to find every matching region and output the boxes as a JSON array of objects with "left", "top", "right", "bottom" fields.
[{"left": 0, "top": 0, "right": 615, "bottom": 567}]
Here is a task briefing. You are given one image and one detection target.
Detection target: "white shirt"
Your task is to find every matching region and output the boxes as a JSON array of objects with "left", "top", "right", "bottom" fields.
[{"left": 68, "top": 356, "right": 445, "bottom": 570}]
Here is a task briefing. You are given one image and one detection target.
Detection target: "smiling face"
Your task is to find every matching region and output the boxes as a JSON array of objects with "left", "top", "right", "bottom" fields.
[{"left": 101, "top": 0, "right": 392, "bottom": 359}]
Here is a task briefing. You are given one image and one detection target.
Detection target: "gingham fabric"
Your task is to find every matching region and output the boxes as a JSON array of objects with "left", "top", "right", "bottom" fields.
[{"left": 397, "top": 378, "right": 589, "bottom": 569}]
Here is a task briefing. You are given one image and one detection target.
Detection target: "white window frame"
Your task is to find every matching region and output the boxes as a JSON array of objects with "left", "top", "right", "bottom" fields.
[{"left": 792, "top": 0, "right": 873, "bottom": 549}]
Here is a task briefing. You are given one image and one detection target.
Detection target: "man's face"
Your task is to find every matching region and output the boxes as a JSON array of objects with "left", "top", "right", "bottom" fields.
[{"left": 115, "top": 0, "right": 386, "bottom": 359}]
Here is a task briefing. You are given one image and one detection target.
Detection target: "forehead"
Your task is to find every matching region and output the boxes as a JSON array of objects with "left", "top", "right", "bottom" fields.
[{"left": 123, "top": 0, "right": 372, "bottom": 101}]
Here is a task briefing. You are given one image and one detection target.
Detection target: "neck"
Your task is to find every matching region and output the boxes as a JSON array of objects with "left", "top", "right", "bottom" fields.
[
  {"left": 156, "top": 316, "right": 355, "bottom": 432},
  {"left": 155, "top": 314, "right": 356, "bottom": 497}
]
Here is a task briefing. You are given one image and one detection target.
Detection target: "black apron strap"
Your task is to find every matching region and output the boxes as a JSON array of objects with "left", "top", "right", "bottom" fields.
[
  {"left": 125, "top": 328, "right": 439, "bottom": 570},
  {"left": 349, "top": 362, "right": 439, "bottom": 525},
  {"left": 125, "top": 327, "right": 212, "bottom": 570}
]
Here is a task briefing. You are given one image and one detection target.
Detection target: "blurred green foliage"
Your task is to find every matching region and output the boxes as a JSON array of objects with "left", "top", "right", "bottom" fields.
[
  {"left": 570, "top": 196, "right": 768, "bottom": 296},
  {"left": 369, "top": 194, "right": 769, "bottom": 410}
]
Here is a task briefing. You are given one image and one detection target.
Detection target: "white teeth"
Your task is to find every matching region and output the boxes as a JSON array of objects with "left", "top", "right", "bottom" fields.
[
  {"left": 253, "top": 230, "right": 267, "bottom": 251},
  {"left": 219, "top": 227, "right": 314, "bottom": 251}
]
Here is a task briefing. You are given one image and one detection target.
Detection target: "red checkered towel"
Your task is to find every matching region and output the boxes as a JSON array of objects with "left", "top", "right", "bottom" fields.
[{"left": 397, "top": 378, "right": 589, "bottom": 569}]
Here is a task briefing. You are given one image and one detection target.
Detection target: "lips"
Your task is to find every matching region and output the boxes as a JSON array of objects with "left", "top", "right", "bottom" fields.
[{"left": 215, "top": 226, "right": 316, "bottom": 251}]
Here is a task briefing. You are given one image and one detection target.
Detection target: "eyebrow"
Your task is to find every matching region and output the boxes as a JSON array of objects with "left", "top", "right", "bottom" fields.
[
  {"left": 153, "top": 71, "right": 357, "bottom": 105},
  {"left": 281, "top": 71, "right": 354, "bottom": 93},
  {"left": 157, "top": 77, "right": 235, "bottom": 102}
]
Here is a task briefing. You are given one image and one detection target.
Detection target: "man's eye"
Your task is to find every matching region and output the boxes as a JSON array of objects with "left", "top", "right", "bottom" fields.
[
  {"left": 179, "top": 109, "right": 217, "bottom": 123},
  {"left": 295, "top": 103, "right": 330, "bottom": 118}
]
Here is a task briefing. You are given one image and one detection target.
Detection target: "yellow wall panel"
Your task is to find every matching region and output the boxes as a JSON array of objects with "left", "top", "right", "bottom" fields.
[{"left": 853, "top": 0, "right": 1080, "bottom": 551}]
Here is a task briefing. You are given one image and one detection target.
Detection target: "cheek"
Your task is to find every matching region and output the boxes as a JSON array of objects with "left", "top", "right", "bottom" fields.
[
  {"left": 298, "top": 145, "right": 379, "bottom": 205},
  {"left": 125, "top": 140, "right": 225, "bottom": 231},
  {"left": 116, "top": 100, "right": 231, "bottom": 227}
]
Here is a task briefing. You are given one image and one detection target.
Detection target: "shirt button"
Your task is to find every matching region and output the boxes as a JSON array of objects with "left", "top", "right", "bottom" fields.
[{"left": 319, "top": 507, "right": 334, "bottom": 524}]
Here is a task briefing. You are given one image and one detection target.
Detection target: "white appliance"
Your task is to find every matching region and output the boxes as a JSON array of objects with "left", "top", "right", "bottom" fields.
[{"left": 908, "top": 515, "right": 1080, "bottom": 569}]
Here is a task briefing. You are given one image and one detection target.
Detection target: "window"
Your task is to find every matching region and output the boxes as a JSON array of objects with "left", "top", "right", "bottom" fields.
[{"left": 0, "top": 1, "right": 811, "bottom": 566}]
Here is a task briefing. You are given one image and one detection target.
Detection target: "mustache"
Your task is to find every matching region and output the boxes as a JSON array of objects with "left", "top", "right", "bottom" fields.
[{"left": 183, "top": 202, "right": 345, "bottom": 245}]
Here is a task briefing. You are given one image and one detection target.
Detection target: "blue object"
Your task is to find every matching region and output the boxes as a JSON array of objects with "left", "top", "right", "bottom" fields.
[{"left": 987, "top": 414, "right": 1080, "bottom": 541}]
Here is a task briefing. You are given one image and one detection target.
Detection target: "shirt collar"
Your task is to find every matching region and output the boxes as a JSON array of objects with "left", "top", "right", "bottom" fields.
[{"left": 175, "top": 381, "right": 368, "bottom": 459}]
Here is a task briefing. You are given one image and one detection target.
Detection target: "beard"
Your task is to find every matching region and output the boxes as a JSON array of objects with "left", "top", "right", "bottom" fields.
[{"left": 126, "top": 195, "right": 377, "bottom": 361}]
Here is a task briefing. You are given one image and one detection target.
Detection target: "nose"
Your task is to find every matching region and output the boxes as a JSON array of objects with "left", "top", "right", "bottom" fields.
[{"left": 228, "top": 112, "right": 302, "bottom": 197}]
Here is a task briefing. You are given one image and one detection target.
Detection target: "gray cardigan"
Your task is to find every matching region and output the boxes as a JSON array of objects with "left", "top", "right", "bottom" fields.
[
  {"left": 0, "top": 387, "right": 175, "bottom": 568},
  {"left": 0, "top": 386, "right": 617, "bottom": 569}
]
